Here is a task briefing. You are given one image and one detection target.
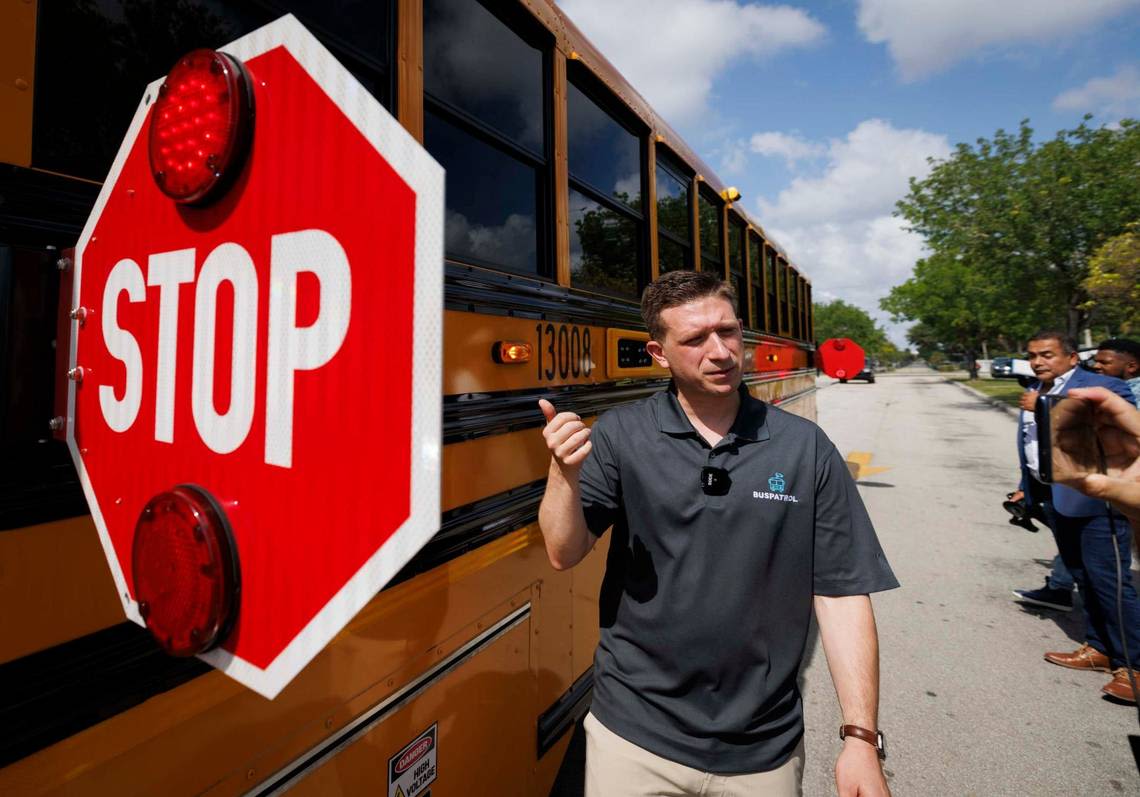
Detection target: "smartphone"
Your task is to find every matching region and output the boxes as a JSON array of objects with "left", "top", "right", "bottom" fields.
[{"left": 1035, "top": 395, "right": 1104, "bottom": 483}]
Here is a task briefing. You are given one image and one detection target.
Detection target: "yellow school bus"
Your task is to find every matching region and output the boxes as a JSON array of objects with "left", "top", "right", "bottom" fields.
[{"left": 0, "top": 0, "right": 816, "bottom": 793}]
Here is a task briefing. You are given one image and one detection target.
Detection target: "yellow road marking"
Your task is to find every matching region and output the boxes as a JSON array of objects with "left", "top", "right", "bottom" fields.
[{"left": 845, "top": 451, "right": 891, "bottom": 480}]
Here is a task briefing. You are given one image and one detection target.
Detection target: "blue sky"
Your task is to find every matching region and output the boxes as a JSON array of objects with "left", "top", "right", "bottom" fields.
[{"left": 556, "top": 0, "right": 1140, "bottom": 344}]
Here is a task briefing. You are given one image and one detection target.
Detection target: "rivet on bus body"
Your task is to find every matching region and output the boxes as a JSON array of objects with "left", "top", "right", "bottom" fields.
[
  {"left": 70, "top": 306, "right": 88, "bottom": 325},
  {"left": 15, "top": 78, "right": 29, "bottom": 91},
  {"left": 246, "top": 769, "right": 256, "bottom": 780},
  {"left": 324, "top": 717, "right": 334, "bottom": 729},
  {"left": 68, "top": 366, "right": 85, "bottom": 382},
  {"left": 127, "top": 188, "right": 136, "bottom": 198}
]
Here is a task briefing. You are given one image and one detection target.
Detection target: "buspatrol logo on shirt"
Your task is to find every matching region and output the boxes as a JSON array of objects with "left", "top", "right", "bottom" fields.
[{"left": 754, "top": 472, "right": 799, "bottom": 503}]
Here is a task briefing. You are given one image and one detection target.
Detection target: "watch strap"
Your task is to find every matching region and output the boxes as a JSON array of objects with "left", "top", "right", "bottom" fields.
[{"left": 839, "top": 724, "right": 885, "bottom": 760}]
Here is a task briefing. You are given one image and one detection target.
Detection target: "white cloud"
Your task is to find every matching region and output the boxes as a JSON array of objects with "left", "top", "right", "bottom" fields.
[
  {"left": 557, "top": 0, "right": 825, "bottom": 126},
  {"left": 445, "top": 211, "right": 535, "bottom": 272},
  {"left": 857, "top": 0, "right": 1140, "bottom": 81},
  {"left": 718, "top": 140, "right": 750, "bottom": 176},
  {"left": 749, "top": 131, "right": 825, "bottom": 167},
  {"left": 757, "top": 120, "right": 951, "bottom": 345},
  {"left": 1053, "top": 65, "right": 1140, "bottom": 119}
]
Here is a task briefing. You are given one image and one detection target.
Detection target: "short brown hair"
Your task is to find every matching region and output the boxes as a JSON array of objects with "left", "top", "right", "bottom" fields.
[{"left": 640, "top": 270, "right": 737, "bottom": 341}]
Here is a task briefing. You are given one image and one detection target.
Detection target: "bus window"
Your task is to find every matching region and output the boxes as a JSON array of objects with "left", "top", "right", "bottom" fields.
[
  {"left": 793, "top": 266, "right": 802, "bottom": 337},
  {"left": 32, "top": 1, "right": 390, "bottom": 182},
  {"left": 778, "top": 258, "right": 791, "bottom": 336},
  {"left": 656, "top": 153, "right": 692, "bottom": 273},
  {"left": 567, "top": 77, "right": 644, "bottom": 300},
  {"left": 806, "top": 282, "right": 814, "bottom": 340},
  {"left": 728, "top": 216, "right": 747, "bottom": 323},
  {"left": 748, "top": 233, "right": 763, "bottom": 330},
  {"left": 698, "top": 189, "right": 722, "bottom": 273},
  {"left": 424, "top": 0, "right": 549, "bottom": 277},
  {"left": 766, "top": 246, "right": 779, "bottom": 334},
  {"left": 798, "top": 276, "right": 808, "bottom": 341}
]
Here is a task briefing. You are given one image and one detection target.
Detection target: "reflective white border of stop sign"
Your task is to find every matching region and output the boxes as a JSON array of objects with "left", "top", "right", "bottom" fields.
[{"left": 68, "top": 15, "right": 444, "bottom": 699}]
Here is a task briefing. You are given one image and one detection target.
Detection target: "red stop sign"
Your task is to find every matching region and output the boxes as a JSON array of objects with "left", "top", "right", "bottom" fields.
[
  {"left": 68, "top": 16, "right": 444, "bottom": 698},
  {"left": 817, "top": 338, "right": 866, "bottom": 381}
]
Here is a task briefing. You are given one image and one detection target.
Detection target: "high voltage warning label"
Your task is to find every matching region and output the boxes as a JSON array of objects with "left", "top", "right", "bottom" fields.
[{"left": 389, "top": 723, "right": 437, "bottom": 797}]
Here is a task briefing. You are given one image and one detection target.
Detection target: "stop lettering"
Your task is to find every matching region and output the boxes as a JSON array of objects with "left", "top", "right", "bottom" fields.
[
  {"left": 98, "top": 231, "right": 349, "bottom": 467},
  {"left": 68, "top": 16, "right": 444, "bottom": 699}
]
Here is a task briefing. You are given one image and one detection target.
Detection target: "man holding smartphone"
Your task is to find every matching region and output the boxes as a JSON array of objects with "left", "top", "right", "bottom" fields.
[
  {"left": 1011, "top": 331, "right": 1140, "bottom": 703},
  {"left": 538, "top": 271, "right": 898, "bottom": 796}
]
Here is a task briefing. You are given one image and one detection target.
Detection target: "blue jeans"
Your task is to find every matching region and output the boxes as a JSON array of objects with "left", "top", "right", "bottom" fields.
[
  {"left": 1047, "top": 554, "right": 1074, "bottom": 591},
  {"left": 1048, "top": 506, "right": 1140, "bottom": 669}
]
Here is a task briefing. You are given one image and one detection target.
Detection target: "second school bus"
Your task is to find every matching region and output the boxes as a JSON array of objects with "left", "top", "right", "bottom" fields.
[{"left": 0, "top": 0, "right": 817, "bottom": 793}]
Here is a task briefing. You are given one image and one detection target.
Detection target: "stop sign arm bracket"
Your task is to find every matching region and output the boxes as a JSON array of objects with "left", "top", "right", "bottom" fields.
[{"left": 51, "top": 247, "right": 76, "bottom": 442}]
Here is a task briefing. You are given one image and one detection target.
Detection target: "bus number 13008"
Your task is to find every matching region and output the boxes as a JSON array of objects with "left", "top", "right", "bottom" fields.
[{"left": 535, "top": 323, "right": 592, "bottom": 381}]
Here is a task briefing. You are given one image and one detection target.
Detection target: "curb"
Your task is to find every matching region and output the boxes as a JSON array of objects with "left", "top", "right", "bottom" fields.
[{"left": 945, "top": 378, "right": 1020, "bottom": 418}]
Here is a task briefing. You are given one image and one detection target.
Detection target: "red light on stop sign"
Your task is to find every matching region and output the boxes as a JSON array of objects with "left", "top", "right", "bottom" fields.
[
  {"left": 148, "top": 49, "right": 254, "bottom": 205},
  {"left": 133, "top": 485, "right": 240, "bottom": 657}
]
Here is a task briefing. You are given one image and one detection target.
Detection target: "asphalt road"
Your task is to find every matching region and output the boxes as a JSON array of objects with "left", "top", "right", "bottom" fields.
[{"left": 801, "top": 366, "right": 1140, "bottom": 795}]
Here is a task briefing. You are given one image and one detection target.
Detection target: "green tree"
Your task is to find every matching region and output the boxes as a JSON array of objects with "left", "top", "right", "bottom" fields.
[
  {"left": 891, "top": 117, "right": 1140, "bottom": 344},
  {"left": 813, "top": 299, "right": 884, "bottom": 346},
  {"left": 881, "top": 252, "right": 1030, "bottom": 377},
  {"left": 812, "top": 299, "right": 902, "bottom": 364},
  {"left": 1082, "top": 222, "right": 1140, "bottom": 334}
]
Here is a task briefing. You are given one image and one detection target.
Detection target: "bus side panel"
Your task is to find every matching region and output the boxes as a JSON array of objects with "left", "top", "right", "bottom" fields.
[
  {"left": 0, "top": 0, "right": 35, "bottom": 166},
  {"left": 571, "top": 536, "right": 608, "bottom": 678},
  {"left": 0, "top": 516, "right": 123, "bottom": 665},
  {"left": 288, "top": 617, "right": 533, "bottom": 796},
  {"left": 0, "top": 529, "right": 559, "bottom": 796}
]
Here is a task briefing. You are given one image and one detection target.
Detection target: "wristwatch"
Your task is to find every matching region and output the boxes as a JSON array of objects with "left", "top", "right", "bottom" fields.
[{"left": 839, "top": 724, "right": 886, "bottom": 760}]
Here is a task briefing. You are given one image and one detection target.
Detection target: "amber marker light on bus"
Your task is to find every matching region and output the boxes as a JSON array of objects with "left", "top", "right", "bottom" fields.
[
  {"left": 148, "top": 48, "right": 254, "bottom": 204},
  {"left": 132, "top": 485, "right": 240, "bottom": 657},
  {"left": 493, "top": 340, "right": 533, "bottom": 364}
]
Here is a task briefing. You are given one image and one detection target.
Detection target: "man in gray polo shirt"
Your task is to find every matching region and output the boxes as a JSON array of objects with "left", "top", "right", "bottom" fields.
[{"left": 538, "top": 271, "right": 898, "bottom": 796}]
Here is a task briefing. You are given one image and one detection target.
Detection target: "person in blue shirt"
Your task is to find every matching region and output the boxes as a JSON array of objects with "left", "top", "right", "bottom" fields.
[{"left": 1011, "top": 331, "right": 1139, "bottom": 704}]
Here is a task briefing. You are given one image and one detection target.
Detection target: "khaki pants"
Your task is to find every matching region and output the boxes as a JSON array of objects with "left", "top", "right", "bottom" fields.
[{"left": 584, "top": 712, "right": 804, "bottom": 797}]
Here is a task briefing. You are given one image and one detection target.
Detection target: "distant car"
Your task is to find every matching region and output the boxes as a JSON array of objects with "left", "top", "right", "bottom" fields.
[
  {"left": 991, "top": 357, "right": 1015, "bottom": 378},
  {"left": 839, "top": 368, "right": 875, "bottom": 384}
]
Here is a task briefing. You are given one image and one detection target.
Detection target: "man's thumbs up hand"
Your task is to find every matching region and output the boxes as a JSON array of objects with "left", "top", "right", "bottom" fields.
[{"left": 539, "top": 399, "right": 592, "bottom": 470}]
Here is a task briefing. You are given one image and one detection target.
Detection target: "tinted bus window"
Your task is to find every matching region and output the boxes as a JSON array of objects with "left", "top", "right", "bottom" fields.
[
  {"left": 788, "top": 267, "right": 800, "bottom": 338},
  {"left": 779, "top": 260, "right": 791, "bottom": 335},
  {"left": 426, "top": 113, "right": 540, "bottom": 273},
  {"left": 424, "top": 0, "right": 549, "bottom": 276},
  {"left": 656, "top": 155, "right": 691, "bottom": 273},
  {"left": 568, "top": 189, "right": 639, "bottom": 299},
  {"left": 567, "top": 83, "right": 641, "bottom": 209},
  {"left": 728, "top": 217, "right": 747, "bottom": 322},
  {"left": 698, "top": 190, "right": 722, "bottom": 271},
  {"left": 766, "top": 247, "right": 779, "bottom": 334},
  {"left": 748, "top": 234, "right": 763, "bottom": 330},
  {"left": 425, "top": 0, "right": 543, "bottom": 153},
  {"left": 32, "top": 0, "right": 391, "bottom": 182},
  {"left": 568, "top": 75, "right": 643, "bottom": 299},
  {"left": 806, "top": 283, "right": 814, "bottom": 340}
]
